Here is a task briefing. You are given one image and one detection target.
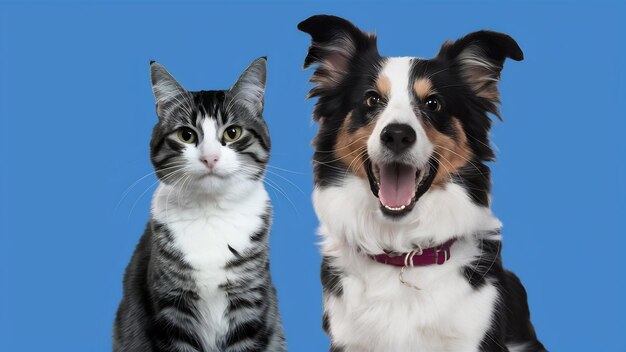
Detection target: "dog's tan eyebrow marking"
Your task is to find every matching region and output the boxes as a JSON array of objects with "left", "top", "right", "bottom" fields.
[
  {"left": 376, "top": 75, "right": 391, "bottom": 97},
  {"left": 413, "top": 78, "right": 434, "bottom": 100}
]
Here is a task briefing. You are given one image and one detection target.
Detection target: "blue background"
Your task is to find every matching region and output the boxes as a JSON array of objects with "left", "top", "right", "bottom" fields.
[{"left": 1, "top": 1, "right": 625, "bottom": 351}]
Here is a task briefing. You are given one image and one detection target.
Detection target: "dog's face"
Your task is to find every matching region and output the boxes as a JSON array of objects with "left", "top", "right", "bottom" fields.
[{"left": 299, "top": 15, "right": 522, "bottom": 219}]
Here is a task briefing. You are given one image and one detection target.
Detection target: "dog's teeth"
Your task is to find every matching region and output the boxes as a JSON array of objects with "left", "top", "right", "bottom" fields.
[{"left": 384, "top": 204, "right": 406, "bottom": 211}]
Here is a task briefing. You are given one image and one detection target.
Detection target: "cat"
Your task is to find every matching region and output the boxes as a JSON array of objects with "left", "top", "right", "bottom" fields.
[{"left": 113, "top": 57, "right": 286, "bottom": 352}]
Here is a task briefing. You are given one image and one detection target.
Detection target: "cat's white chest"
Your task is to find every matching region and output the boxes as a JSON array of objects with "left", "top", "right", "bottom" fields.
[
  {"left": 167, "top": 214, "right": 233, "bottom": 350},
  {"left": 152, "top": 183, "right": 268, "bottom": 349}
]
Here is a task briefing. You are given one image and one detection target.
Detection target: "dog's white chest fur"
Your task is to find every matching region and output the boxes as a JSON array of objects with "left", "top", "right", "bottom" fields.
[
  {"left": 152, "top": 183, "right": 268, "bottom": 350},
  {"left": 314, "top": 176, "right": 502, "bottom": 351},
  {"left": 327, "top": 250, "right": 498, "bottom": 351}
]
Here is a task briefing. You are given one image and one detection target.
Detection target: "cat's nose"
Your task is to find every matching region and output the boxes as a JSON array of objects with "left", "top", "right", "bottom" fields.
[{"left": 201, "top": 155, "right": 220, "bottom": 169}]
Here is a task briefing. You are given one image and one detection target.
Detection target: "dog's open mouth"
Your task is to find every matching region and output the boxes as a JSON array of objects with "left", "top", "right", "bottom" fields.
[{"left": 365, "top": 159, "right": 439, "bottom": 217}]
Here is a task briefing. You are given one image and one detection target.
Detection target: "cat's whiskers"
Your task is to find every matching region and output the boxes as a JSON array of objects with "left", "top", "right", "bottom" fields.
[
  {"left": 116, "top": 162, "right": 189, "bottom": 213},
  {"left": 237, "top": 164, "right": 300, "bottom": 214},
  {"left": 263, "top": 177, "right": 299, "bottom": 215},
  {"left": 128, "top": 167, "right": 189, "bottom": 220},
  {"left": 163, "top": 171, "right": 194, "bottom": 224},
  {"left": 265, "top": 169, "right": 307, "bottom": 198},
  {"left": 267, "top": 165, "right": 306, "bottom": 175}
]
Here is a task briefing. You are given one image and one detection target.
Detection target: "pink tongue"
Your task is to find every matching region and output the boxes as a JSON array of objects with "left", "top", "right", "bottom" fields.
[{"left": 378, "top": 164, "right": 417, "bottom": 208}]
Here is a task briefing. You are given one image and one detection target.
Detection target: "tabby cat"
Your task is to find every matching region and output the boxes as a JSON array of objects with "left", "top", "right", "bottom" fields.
[{"left": 113, "top": 57, "right": 286, "bottom": 352}]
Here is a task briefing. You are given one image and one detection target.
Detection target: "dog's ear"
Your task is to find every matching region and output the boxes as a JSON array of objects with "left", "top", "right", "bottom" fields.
[
  {"left": 298, "top": 15, "right": 378, "bottom": 97},
  {"left": 438, "top": 30, "right": 523, "bottom": 110}
]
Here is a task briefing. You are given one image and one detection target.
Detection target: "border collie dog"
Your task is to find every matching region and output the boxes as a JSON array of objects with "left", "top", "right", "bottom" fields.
[{"left": 298, "top": 15, "right": 545, "bottom": 352}]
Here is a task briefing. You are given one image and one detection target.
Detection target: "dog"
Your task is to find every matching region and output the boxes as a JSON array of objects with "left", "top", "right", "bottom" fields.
[{"left": 298, "top": 15, "right": 546, "bottom": 352}]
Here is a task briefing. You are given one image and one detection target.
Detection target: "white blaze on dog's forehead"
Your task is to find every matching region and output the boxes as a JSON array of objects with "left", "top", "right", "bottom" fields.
[{"left": 380, "top": 57, "right": 413, "bottom": 111}]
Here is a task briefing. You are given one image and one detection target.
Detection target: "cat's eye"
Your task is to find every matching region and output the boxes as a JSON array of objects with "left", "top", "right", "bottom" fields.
[
  {"left": 223, "top": 126, "right": 243, "bottom": 142},
  {"left": 177, "top": 127, "right": 197, "bottom": 144},
  {"left": 424, "top": 96, "right": 441, "bottom": 112},
  {"left": 366, "top": 92, "right": 383, "bottom": 108}
]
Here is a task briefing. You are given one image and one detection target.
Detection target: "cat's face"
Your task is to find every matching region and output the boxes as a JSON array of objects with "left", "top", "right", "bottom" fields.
[{"left": 149, "top": 58, "right": 270, "bottom": 197}]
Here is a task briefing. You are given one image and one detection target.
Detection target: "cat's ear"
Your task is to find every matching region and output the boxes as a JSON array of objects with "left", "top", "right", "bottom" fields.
[
  {"left": 150, "top": 61, "right": 187, "bottom": 117},
  {"left": 298, "top": 15, "right": 378, "bottom": 96},
  {"left": 437, "top": 30, "right": 523, "bottom": 109},
  {"left": 229, "top": 57, "right": 267, "bottom": 114}
]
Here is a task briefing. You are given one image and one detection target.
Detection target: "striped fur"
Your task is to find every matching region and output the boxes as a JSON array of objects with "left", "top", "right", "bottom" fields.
[{"left": 113, "top": 58, "right": 285, "bottom": 352}]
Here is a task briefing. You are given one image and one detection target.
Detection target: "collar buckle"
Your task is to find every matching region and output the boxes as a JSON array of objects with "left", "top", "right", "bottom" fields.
[{"left": 434, "top": 244, "right": 451, "bottom": 265}]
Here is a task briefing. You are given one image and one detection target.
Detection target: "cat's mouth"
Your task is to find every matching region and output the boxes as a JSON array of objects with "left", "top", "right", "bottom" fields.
[{"left": 199, "top": 171, "right": 228, "bottom": 179}]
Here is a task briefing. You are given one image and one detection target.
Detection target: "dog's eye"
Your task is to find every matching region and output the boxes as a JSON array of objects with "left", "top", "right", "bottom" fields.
[
  {"left": 177, "top": 127, "right": 197, "bottom": 144},
  {"left": 366, "top": 93, "right": 383, "bottom": 108},
  {"left": 424, "top": 96, "right": 440, "bottom": 112}
]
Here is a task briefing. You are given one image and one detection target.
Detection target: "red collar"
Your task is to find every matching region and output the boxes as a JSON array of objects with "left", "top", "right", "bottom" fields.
[{"left": 368, "top": 239, "right": 457, "bottom": 267}]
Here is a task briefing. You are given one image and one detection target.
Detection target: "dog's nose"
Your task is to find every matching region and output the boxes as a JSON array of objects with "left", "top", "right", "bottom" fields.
[{"left": 380, "top": 123, "right": 416, "bottom": 154}]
